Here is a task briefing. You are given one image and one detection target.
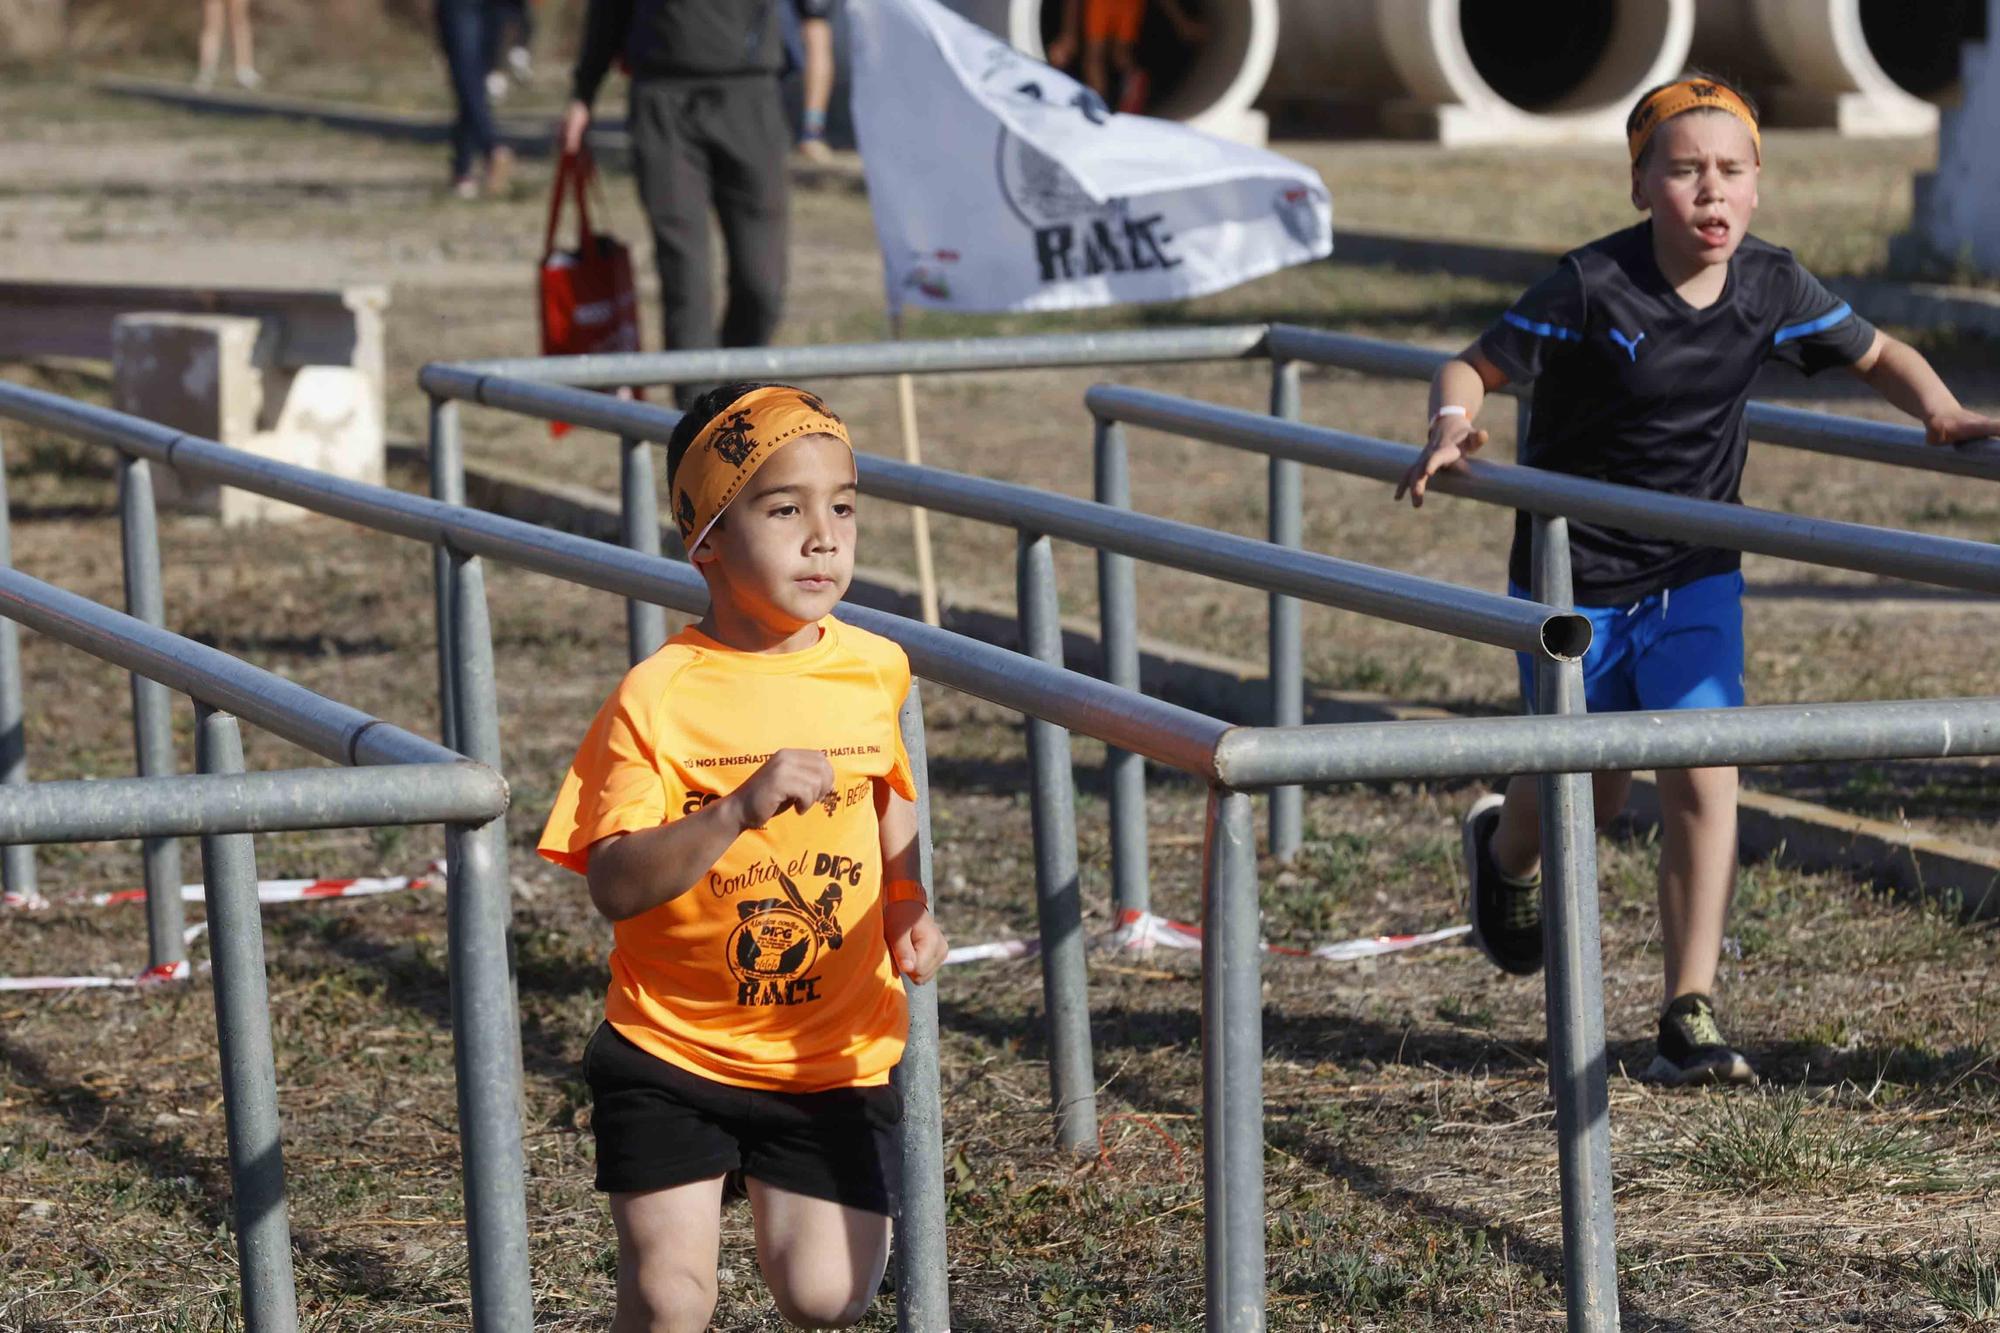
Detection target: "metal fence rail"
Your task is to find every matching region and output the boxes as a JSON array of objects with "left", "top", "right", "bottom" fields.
[
  {"left": 14, "top": 339, "right": 2000, "bottom": 1330},
  {"left": 1085, "top": 386, "right": 2000, "bottom": 596},
  {"left": 1077, "top": 376, "right": 2000, "bottom": 1332},
  {"left": 413, "top": 339, "right": 2000, "bottom": 1332},
  {"left": 425, "top": 323, "right": 2000, "bottom": 868},
  {"left": 0, "top": 378, "right": 1238, "bottom": 1330},
  {"left": 413, "top": 365, "right": 1604, "bottom": 1177},
  {"left": 0, "top": 564, "right": 509, "bottom": 1333},
  {"left": 414, "top": 367, "right": 1591, "bottom": 938},
  {"left": 1262, "top": 323, "right": 2000, "bottom": 484}
]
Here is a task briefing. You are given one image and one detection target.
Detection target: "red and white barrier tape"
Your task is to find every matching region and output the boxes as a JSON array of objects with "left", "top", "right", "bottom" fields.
[
  {"left": 943, "top": 910, "right": 1471, "bottom": 968},
  {"left": 0, "top": 959, "right": 191, "bottom": 992},
  {"left": 0, "top": 866, "right": 441, "bottom": 992},
  {"left": 89, "top": 866, "right": 443, "bottom": 908}
]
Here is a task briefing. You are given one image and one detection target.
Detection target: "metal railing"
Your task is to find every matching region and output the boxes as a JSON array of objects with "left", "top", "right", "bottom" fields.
[
  {"left": 419, "top": 361, "right": 1598, "bottom": 924},
  {"left": 417, "top": 362, "right": 1600, "bottom": 1135},
  {"left": 0, "top": 555, "right": 507, "bottom": 1333},
  {"left": 0, "top": 380, "right": 1241, "bottom": 1330},
  {"left": 14, "top": 328, "right": 2000, "bottom": 1328},
  {"left": 417, "top": 336, "right": 2000, "bottom": 1332},
  {"left": 431, "top": 323, "right": 2000, "bottom": 871},
  {"left": 1086, "top": 378, "right": 2000, "bottom": 1330}
]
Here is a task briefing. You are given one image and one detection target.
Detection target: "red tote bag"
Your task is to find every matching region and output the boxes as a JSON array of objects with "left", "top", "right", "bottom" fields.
[{"left": 539, "top": 147, "right": 643, "bottom": 438}]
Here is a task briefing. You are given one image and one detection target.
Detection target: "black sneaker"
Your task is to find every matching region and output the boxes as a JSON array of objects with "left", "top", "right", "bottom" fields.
[
  {"left": 1463, "top": 793, "right": 1543, "bottom": 976},
  {"left": 1645, "top": 993, "right": 1758, "bottom": 1087}
]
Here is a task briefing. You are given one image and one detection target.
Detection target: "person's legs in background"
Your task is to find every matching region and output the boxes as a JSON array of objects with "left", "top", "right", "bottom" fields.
[
  {"left": 225, "top": 0, "right": 259, "bottom": 88},
  {"left": 437, "top": 0, "right": 502, "bottom": 195},
  {"left": 631, "top": 81, "right": 722, "bottom": 406},
  {"left": 708, "top": 80, "right": 790, "bottom": 352},
  {"left": 196, "top": 0, "right": 224, "bottom": 88}
]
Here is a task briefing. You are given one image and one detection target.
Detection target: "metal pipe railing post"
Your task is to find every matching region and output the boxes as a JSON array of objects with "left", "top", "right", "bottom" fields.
[
  {"left": 444, "top": 549, "right": 535, "bottom": 1332},
  {"left": 1531, "top": 516, "right": 1620, "bottom": 1333},
  {"left": 117, "top": 454, "right": 185, "bottom": 966},
  {"left": 1091, "top": 417, "right": 1151, "bottom": 921},
  {"left": 892, "top": 682, "right": 950, "bottom": 1331},
  {"left": 1266, "top": 360, "right": 1304, "bottom": 863},
  {"left": 428, "top": 396, "right": 463, "bottom": 752},
  {"left": 193, "top": 705, "right": 300, "bottom": 1333},
  {"left": 1016, "top": 531, "right": 1098, "bottom": 1151},
  {"left": 1200, "top": 786, "right": 1262, "bottom": 1333},
  {"left": 618, "top": 435, "right": 667, "bottom": 663},
  {"left": 0, "top": 438, "right": 37, "bottom": 903}
]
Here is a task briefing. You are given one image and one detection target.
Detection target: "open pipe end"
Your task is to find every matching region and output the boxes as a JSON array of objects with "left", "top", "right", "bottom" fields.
[{"left": 1542, "top": 612, "right": 1593, "bottom": 662}]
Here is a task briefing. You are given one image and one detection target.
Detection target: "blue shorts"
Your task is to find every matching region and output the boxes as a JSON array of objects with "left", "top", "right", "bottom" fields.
[{"left": 1512, "top": 571, "right": 1745, "bottom": 715}]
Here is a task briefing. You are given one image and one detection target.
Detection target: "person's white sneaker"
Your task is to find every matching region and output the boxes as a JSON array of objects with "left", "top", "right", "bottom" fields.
[{"left": 234, "top": 65, "right": 262, "bottom": 91}]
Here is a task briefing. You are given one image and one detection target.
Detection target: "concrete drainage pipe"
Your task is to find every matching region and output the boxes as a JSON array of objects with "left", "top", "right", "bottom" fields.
[
  {"left": 1262, "top": 0, "right": 1696, "bottom": 145},
  {"left": 1691, "top": 0, "right": 1988, "bottom": 136},
  {"left": 938, "top": 0, "right": 1279, "bottom": 143}
]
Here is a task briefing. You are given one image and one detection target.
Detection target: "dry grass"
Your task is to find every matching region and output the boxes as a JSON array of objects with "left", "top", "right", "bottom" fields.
[{"left": 1, "top": 76, "right": 1998, "bottom": 1330}]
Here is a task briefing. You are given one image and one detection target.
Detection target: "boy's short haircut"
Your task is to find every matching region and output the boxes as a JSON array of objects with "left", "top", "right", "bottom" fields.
[
  {"left": 666, "top": 381, "right": 773, "bottom": 491},
  {"left": 1626, "top": 69, "right": 1760, "bottom": 168}
]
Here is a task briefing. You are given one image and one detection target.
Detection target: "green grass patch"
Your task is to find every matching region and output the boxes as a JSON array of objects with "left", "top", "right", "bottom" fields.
[
  {"left": 1649, "top": 1083, "right": 1960, "bottom": 1196},
  {"left": 1917, "top": 1227, "right": 2000, "bottom": 1322}
]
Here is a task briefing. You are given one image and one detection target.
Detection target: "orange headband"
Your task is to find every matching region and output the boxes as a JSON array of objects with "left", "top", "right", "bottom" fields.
[
  {"left": 671, "top": 386, "right": 853, "bottom": 555},
  {"left": 1627, "top": 79, "right": 1761, "bottom": 164}
]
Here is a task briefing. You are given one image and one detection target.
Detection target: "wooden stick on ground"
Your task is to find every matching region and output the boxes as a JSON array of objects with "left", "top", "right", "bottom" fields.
[{"left": 889, "top": 310, "right": 942, "bottom": 626}]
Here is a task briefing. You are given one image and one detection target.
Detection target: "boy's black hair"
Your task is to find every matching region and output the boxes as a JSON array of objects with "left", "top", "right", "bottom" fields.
[
  {"left": 1627, "top": 69, "right": 1761, "bottom": 167},
  {"left": 666, "top": 381, "right": 773, "bottom": 489}
]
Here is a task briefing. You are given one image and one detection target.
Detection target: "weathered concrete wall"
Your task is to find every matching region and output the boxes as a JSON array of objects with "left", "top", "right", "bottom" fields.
[{"left": 112, "top": 312, "right": 384, "bottom": 526}]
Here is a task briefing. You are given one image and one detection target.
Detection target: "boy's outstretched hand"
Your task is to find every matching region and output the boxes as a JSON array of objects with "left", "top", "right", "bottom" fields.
[
  {"left": 884, "top": 898, "right": 948, "bottom": 986},
  {"left": 1926, "top": 407, "right": 2000, "bottom": 447},
  {"left": 727, "top": 749, "right": 835, "bottom": 830},
  {"left": 1396, "top": 417, "right": 1490, "bottom": 508}
]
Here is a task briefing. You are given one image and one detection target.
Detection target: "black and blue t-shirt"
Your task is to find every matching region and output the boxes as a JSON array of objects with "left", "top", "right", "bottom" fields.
[{"left": 1478, "top": 221, "right": 1876, "bottom": 606}]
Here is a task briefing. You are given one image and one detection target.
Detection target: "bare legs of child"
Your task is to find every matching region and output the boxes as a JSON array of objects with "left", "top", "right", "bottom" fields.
[
  {"left": 1485, "top": 764, "right": 1754, "bottom": 1084},
  {"left": 196, "top": 0, "right": 259, "bottom": 91},
  {"left": 611, "top": 1178, "right": 890, "bottom": 1331}
]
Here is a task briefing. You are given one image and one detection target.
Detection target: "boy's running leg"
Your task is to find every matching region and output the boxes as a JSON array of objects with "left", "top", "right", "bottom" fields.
[
  {"left": 1655, "top": 764, "right": 1738, "bottom": 1002},
  {"left": 1647, "top": 764, "right": 1755, "bottom": 1085},
  {"left": 748, "top": 1180, "right": 891, "bottom": 1329},
  {"left": 1470, "top": 771, "right": 1630, "bottom": 975},
  {"left": 610, "top": 1178, "right": 727, "bottom": 1333},
  {"left": 1633, "top": 572, "right": 1754, "bottom": 1085}
]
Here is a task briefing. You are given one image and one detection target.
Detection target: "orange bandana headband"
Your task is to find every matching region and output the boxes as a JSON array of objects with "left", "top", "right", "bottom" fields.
[
  {"left": 671, "top": 386, "right": 853, "bottom": 554},
  {"left": 1627, "top": 79, "right": 1761, "bottom": 164}
]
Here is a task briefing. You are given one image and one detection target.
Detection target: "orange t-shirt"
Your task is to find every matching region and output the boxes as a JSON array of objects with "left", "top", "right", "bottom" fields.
[{"left": 537, "top": 617, "right": 916, "bottom": 1092}]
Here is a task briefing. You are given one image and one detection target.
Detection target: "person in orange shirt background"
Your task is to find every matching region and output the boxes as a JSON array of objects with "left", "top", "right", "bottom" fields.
[
  {"left": 539, "top": 382, "right": 948, "bottom": 1332},
  {"left": 1045, "top": 0, "right": 1206, "bottom": 114}
]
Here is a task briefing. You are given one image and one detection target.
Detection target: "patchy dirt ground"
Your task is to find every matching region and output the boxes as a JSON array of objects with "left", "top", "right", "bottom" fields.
[{"left": 1, "top": 76, "right": 1998, "bottom": 1330}]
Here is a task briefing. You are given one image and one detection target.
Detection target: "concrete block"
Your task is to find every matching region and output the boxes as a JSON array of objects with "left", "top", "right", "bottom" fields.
[
  {"left": 111, "top": 312, "right": 384, "bottom": 526},
  {"left": 1904, "top": 0, "right": 2000, "bottom": 276}
]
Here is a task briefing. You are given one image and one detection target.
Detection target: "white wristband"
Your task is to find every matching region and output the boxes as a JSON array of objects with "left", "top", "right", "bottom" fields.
[{"left": 1429, "top": 405, "right": 1469, "bottom": 428}]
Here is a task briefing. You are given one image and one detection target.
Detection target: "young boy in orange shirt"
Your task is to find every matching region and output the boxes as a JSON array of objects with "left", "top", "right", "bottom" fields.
[{"left": 539, "top": 383, "right": 949, "bottom": 1332}]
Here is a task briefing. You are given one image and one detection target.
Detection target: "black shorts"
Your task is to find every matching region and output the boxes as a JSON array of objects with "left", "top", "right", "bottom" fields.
[{"left": 583, "top": 1023, "right": 903, "bottom": 1215}]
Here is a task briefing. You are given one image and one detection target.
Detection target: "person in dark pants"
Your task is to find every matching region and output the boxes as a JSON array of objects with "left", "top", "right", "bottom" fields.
[
  {"left": 560, "top": 0, "right": 834, "bottom": 404},
  {"left": 439, "top": 0, "right": 515, "bottom": 198}
]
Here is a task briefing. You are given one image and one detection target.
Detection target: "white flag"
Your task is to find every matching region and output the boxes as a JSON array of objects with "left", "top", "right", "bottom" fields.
[{"left": 848, "top": 0, "right": 1333, "bottom": 314}]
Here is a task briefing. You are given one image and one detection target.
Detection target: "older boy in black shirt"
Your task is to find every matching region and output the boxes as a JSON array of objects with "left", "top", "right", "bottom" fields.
[{"left": 1398, "top": 75, "right": 1999, "bottom": 1086}]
